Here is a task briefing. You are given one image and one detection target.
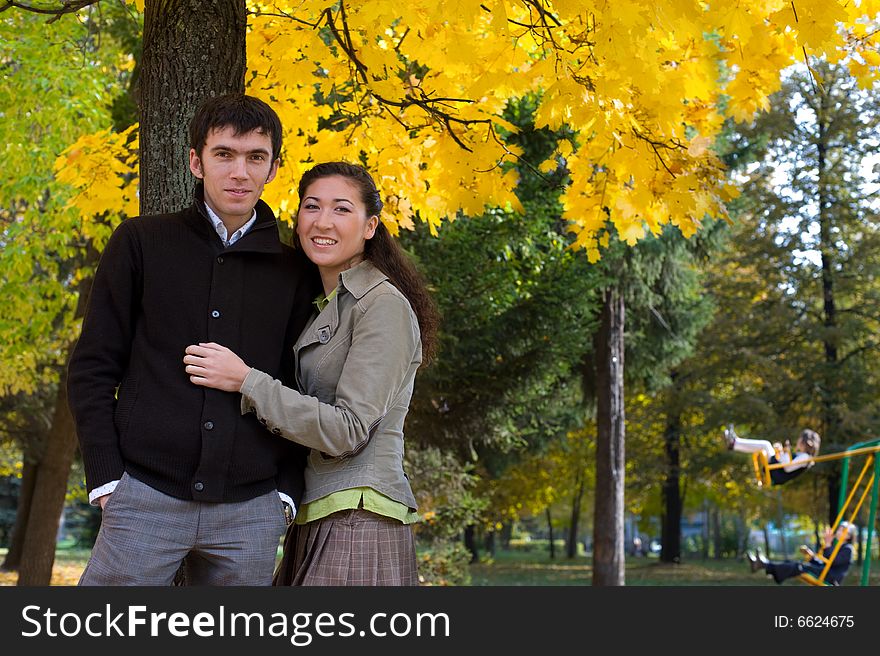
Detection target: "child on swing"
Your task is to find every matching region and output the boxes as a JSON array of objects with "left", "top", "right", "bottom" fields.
[{"left": 723, "top": 425, "right": 821, "bottom": 485}]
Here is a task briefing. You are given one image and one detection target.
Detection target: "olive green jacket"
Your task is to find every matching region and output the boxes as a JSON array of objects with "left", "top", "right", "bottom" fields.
[{"left": 240, "top": 260, "right": 420, "bottom": 509}]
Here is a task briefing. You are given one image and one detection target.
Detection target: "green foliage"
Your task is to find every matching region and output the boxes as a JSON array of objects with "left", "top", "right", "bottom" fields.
[
  {"left": 0, "top": 10, "right": 131, "bottom": 395},
  {"left": 415, "top": 542, "right": 472, "bottom": 586}
]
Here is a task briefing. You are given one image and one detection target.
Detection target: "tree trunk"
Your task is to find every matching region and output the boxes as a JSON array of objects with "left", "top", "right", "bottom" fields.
[
  {"left": 546, "top": 507, "right": 555, "bottom": 560},
  {"left": 762, "top": 524, "right": 772, "bottom": 559},
  {"left": 701, "top": 500, "right": 709, "bottom": 560},
  {"left": 660, "top": 373, "right": 682, "bottom": 563},
  {"left": 592, "top": 286, "right": 626, "bottom": 586},
  {"left": 463, "top": 525, "right": 479, "bottom": 563},
  {"left": 16, "top": 374, "right": 79, "bottom": 585},
  {"left": 736, "top": 513, "right": 748, "bottom": 558},
  {"left": 776, "top": 490, "right": 787, "bottom": 556},
  {"left": 827, "top": 471, "right": 841, "bottom": 528},
  {"left": 1, "top": 460, "right": 38, "bottom": 571},
  {"left": 566, "top": 469, "right": 585, "bottom": 559},
  {"left": 711, "top": 508, "right": 722, "bottom": 559},
  {"left": 484, "top": 529, "right": 496, "bottom": 557},
  {"left": 140, "top": 0, "right": 246, "bottom": 216},
  {"left": 500, "top": 522, "right": 512, "bottom": 550},
  {"left": 813, "top": 89, "right": 845, "bottom": 532}
]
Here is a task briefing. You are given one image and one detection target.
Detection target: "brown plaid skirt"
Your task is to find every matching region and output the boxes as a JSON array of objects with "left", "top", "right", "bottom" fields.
[{"left": 273, "top": 508, "right": 419, "bottom": 586}]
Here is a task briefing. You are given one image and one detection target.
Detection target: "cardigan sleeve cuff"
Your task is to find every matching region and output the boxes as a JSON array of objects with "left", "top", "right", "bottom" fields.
[{"left": 82, "top": 445, "right": 126, "bottom": 493}]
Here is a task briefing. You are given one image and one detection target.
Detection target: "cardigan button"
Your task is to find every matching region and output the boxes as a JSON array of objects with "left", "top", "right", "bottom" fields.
[
  {"left": 193, "top": 481, "right": 204, "bottom": 492},
  {"left": 217, "top": 256, "right": 224, "bottom": 264},
  {"left": 203, "top": 421, "right": 214, "bottom": 430},
  {"left": 211, "top": 310, "right": 220, "bottom": 318}
]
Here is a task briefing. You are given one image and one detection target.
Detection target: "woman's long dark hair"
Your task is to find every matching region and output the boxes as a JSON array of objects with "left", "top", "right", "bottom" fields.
[{"left": 297, "top": 162, "right": 440, "bottom": 363}]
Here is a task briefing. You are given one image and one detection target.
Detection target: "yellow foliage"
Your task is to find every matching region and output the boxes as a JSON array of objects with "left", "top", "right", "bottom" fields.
[
  {"left": 54, "top": 125, "right": 139, "bottom": 246},
  {"left": 51, "top": 0, "right": 880, "bottom": 263}
]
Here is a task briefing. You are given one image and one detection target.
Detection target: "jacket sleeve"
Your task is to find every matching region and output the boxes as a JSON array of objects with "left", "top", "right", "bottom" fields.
[
  {"left": 825, "top": 543, "right": 853, "bottom": 568},
  {"left": 240, "top": 291, "right": 421, "bottom": 457},
  {"left": 67, "top": 220, "right": 141, "bottom": 491}
]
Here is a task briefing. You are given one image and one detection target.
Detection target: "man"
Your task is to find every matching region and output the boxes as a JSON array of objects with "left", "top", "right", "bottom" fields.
[
  {"left": 746, "top": 522, "right": 856, "bottom": 585},
  {"left": 68, "top": 93, "right": 316, "bottom": 585}
]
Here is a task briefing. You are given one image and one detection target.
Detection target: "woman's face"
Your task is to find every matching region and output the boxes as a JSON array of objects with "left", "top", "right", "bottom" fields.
[{"left": 296, "top": 175, "right": 378, "bottom": 279}]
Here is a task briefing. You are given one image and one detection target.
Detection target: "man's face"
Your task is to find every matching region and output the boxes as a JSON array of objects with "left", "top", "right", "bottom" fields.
[{"left": 189, "top": 126, "right": 279, "bottom": 227}]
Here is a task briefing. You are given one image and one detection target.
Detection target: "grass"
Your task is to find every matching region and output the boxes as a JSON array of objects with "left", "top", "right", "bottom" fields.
[
  {"left": 3, "top": 545, "right": 880, "bottom": 586},
  {"left": 468, "top": 551, "right": 760, "bottom": 586},
  {"left": 468, "top": 549, "right": 880, "bottom": 586}
]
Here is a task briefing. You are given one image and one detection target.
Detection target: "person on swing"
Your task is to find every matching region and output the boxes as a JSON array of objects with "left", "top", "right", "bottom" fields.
[
  {"left": 746, "top": 522, "right": 856, "bottom": 585},
  {"left": 723, "top": 425, "right": 820, "bottom": 485}
]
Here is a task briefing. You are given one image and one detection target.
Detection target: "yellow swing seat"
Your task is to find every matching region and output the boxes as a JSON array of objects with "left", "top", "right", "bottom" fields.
[{"left": 797, "top": 572, "right": 832, "bottom": 586}]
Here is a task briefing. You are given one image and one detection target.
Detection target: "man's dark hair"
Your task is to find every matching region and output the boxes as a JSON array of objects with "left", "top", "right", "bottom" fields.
[{"left": 189, "top": 93, "right": 283, "bottom": 161}]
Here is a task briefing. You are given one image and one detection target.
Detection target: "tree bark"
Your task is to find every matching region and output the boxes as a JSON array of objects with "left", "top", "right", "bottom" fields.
[
  {"left": 701, "top": 500, "right": 709, "bottom": 560},
  {"left": 711, "top": 508, "right": 722, "bottom": 559},
  {"left": 1, "top": 460, "right": 37, "bottom": 571},
  {"left": 813, "top": 86, "right": 844, "bottom": 530},
  {"left": 660, "top": 373, "right": 682, "bottom": 563},
  {"left": 140, "top": 0, "right": 246, "bottom": 216},
  {"left": 16, "top": 374, "right": 79, "bottom": 585},
  {"left": 591, "top": 286, "right": 626, "bottom": 586},
  {"left": 484, "top": 528, "right": 496, "bottom": 557},
  {"left": 463, "top": 525, "right": 479, "bottom": 563},
  {"left": 500, "top": 522, "right": 512, "bottom": 550},
  {"left": 776, "top": 491, "right": 787, "bottom": 556},
  {"left": 566, "top": 469, "right": 584, "bottom": 559}
]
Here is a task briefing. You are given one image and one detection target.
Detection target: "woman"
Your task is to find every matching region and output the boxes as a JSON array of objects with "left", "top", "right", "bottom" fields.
[
  {"left": 182, "top": 161, "right": 439, "bottom": 585},
  {"left": 723, "top": 425, "right": 820, "bottom": 485}
]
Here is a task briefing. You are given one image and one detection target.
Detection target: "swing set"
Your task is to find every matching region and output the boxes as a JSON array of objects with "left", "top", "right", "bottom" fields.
[{"left": 751, "top": 438, "right": 880, "bottom": 586}]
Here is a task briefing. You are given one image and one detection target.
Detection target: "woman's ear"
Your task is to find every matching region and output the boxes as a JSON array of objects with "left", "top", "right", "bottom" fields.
[{"left": 365, "top": 215, "right": 379, "bottom": 239}]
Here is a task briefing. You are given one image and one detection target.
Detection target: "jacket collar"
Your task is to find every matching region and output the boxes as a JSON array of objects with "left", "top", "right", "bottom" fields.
[
  {"left": 296, "top": 261, "right": 388, "bottom": 351},
  {"left": 338, "top": 260, "right": 388, "bottom": 300}
]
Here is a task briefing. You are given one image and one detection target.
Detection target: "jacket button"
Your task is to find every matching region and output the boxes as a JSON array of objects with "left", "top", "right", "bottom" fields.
[
  {"left": 193, "top": 481, "right": 204, "bottom": 491},
  {"left": 217, "top": 256, "right": 224, "bottom": 264},
  {"left": 203, "top": 421, "right": 214, "bottom": 430},
  {"left": 211, "top": 310, "right": 220, "bottom": 318}
]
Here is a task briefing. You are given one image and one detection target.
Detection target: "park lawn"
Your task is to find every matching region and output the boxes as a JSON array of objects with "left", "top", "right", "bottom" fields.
[
  {"left": 468, "top": 552, "right": 760, "bottom": 586},
  {"left": 467, "top": 550, "right": 880, "bottom": 586},
  {"left": 3, "top": 546, "right": 879, "bottom": 586}
]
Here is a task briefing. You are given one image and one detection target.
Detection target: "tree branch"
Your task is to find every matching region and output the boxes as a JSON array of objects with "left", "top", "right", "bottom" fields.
[{"left": 0, "top": 0, "right": 98, "bottom": 22}]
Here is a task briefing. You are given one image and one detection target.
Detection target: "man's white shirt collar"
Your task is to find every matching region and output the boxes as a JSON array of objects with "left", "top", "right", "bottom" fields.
[{"left": 205, "top": 204, "right": 257, "bottom": 246}]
